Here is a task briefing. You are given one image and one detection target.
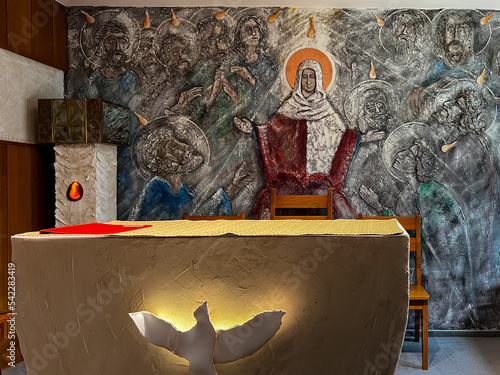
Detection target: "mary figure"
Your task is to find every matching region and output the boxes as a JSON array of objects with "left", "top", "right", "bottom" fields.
[{"left": 254, "top": 58, "right": 360, "bottom": 218}]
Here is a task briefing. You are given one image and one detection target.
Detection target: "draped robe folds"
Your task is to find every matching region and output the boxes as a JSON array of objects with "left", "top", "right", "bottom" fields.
[
  {"left": 253, "top": 60, "right": 360, "bottom": 219},
  {"left": 254, "top": 113, "right": 359, "bottom": 219}
]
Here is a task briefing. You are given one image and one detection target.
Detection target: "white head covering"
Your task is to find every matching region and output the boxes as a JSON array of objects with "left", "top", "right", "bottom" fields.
[{"left": 278, "top": 59, "right": 336, "bottom": 121}]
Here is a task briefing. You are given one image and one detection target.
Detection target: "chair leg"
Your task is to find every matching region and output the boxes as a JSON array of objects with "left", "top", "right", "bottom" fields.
[
  {"left": 414, "top": 309, "right": 420, "bottom": 342},
  {"left": 422, "top": 303, "right": 428, "bottom": 370}
]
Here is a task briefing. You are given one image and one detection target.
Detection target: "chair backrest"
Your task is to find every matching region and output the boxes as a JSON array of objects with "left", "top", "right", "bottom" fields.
[
  {"left": 182, "top": 213, "right": 246, "bottom": 220},
  {"left": 358, "top": 213, "right": 422, "bottom": 286},
  {"left": 270, "top": 187, "right": 333, "bottom": 220}
]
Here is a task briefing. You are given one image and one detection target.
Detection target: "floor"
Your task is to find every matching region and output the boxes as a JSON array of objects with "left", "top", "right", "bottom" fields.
[
  {"left": 3, "top": 337, "right": 500, "bottom": 374},
  {"left": 396, "top": 336, "right": 500, "bottom": 374}
]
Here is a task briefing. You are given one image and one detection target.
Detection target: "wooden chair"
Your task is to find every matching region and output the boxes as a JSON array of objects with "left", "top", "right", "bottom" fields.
[
  {"left": 270, "top": 187, "right": 333, "bottom": 220},
  {"left": 182, "top": 213, "right": 246, "bottom": 220},
  {"left": 0, "top": 313, "right": 11, "bottom": 340},
  {"left": 358, "top": 213, "right": 429, "bottom": 370}
]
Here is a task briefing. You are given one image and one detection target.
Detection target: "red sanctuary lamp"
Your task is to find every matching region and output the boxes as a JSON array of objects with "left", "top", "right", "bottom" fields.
[
  {"left": 67, "top": 181, "right": 83, "bottom": 201},
  {"left": 37, "top": 99, "right": 130, "bottom": 226}
]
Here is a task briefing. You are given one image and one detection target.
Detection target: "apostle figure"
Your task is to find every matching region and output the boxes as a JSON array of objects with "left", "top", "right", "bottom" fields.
[{"left": 254, "top": 59, "right": 359, "bottom": 218}]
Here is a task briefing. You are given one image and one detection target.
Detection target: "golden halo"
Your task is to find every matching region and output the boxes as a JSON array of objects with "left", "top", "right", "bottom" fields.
[{"left": 286, "top": 48, "right": 333, "bottom": 90}]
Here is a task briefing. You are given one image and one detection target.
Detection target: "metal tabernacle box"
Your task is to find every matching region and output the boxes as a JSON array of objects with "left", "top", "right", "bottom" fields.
[{"left": 37, "top": 99, "right": 130, "bottom": 145}]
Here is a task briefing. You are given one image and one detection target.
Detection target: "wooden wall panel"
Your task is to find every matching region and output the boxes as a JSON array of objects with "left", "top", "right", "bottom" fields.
[
  {"left": 0, "top": 145, "right": 7, "bottom": 314},
  {"left": 31, "top": 0, "right": 54, "bottom": 65},
  {"left": 6, "top": 0, "right": 32, "bottom": 55},
  {"left": 52, "top": 1, "right": 67, "bottom": 70},
  {"left": 0, "top": 0, "right": 7, "bottom": 49},
  {"left": 31, "top": 145, "right": 55, "bottom": 231},
  {"left": 6, "top": 145, "right": 32, "bottom": 259}
]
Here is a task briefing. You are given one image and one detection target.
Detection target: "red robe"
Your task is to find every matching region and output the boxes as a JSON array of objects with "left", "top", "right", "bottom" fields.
[{"left": 254, "top": 113, "right": 360, "bottom": 219}]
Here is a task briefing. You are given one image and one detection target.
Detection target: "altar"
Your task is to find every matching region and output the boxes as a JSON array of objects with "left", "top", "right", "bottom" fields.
[{"left": 12, "top": 219, "right": 409, "bottom": 375}]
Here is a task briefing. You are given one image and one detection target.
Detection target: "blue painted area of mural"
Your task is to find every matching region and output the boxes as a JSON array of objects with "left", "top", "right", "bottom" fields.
[{"left": 65, "top": 7, "right": 500, "bottom": 329}]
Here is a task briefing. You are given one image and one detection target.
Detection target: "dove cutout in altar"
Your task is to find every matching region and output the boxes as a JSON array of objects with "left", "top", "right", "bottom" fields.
[{"left": 129, "top": 301, "right": 286, "bottom": 375}]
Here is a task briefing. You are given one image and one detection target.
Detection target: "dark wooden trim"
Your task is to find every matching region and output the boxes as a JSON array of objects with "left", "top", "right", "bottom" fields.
[
  {"left": 6, "top": 0, "right": 32, "bottom": 55},
  {"left": 52, "top": 1, "right": 67, "bottom": 70},
  {"left": 0, "top": 0, "right": 7, "bottom": 48},
  {"left": 1, "top": 0, "right": 67, "bottom": 71},
  {"left": 32, "top": 0, "right": 54, "bottom": 65},
  {"left": 0, "top": 145, "right": 8, "bottom": 314}
]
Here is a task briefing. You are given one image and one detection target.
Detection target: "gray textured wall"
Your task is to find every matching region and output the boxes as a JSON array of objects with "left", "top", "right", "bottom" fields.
[{"left": 65, "top": 7, "right": 500, "bottom": 330}]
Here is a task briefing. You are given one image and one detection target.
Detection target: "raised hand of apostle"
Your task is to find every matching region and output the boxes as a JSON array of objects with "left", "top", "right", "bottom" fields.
[
  {"left": 231, "top": 65, "right": 256, "bottom": 86},
  {"left": 233, "top": 117, "right": 253, "bottom": 134},
  {"left": 171, "top": 86, "right": 203, "bottom": 113},
  {"left": 226, "top": 161, "right": 253, "bottom": 199},
  {"left": 359, "top": 184, "right": 384, "bottom": 213}
]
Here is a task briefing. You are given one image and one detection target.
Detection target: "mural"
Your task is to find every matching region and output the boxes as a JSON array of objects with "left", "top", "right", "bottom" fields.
[{"left": 66, "top": 7, "right": 500, "bottom": 330}]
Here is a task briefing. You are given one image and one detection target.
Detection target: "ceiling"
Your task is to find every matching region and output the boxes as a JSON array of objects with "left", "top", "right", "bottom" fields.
[{"left": 57, "top": 0, "right": 498, "bottom": 10}]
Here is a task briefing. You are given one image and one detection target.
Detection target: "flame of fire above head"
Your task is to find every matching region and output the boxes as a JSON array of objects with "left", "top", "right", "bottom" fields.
[
  {"left": 477, "top": 68, "right": 486, "bottom": 85},
  {"left": 67, "top": 181, "right": 83, "bottom": 201},
  {"left": 481, "top": 12, "right": 494, "bottom": 25},
  {"left": 216, "top": 9, "right": 229, "bottom": 20},
  {"left": 308, "top": 17, "right": 316, "bottom": 38},
  {"left": 144, "top": 11, "right": 150, "bottom": 28},
  {"left": 370, "top": 62, "right": 377, "bottom": 79},
  {"left": 171, "top": 9, "right": 180, "bottom": 26},
  {"left": 268, "top": 10, "right": 281, "bottom": 23},
  {"left": 81, "top": 10, "right": 95, "bottom": 24},
  {"left": 373, "top": 13, "right": 385, "bottom": 27},
  {"left": 134, "top": 112, "right": 148, "bottom": 126},
  {"left": 441, "top": 141, "right": 457, "bottom": 152}
]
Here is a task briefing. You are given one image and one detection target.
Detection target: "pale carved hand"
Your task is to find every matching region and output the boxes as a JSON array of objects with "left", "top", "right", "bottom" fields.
[
  {"left": 233, "top": 117, "right": 253, "bottom": 134},
  {"left": 360, "top": 130, "right": 386, "bottom": 144},
  {"left": 208, "top": 70, "right": 224, "bottom": 107},
  {"left": 171, "top": 87, "right": 203, "bottom": 113},
  {"left": 359, "top": 184, "right": 383, "bottom": 212},
  {"left": 231, "top": 65, "right": 256, "bottom": 86},
  {"left": 220, "top": 72, "right": 239, "bottom": 106},
  {"left": 226, "top": 161, "right": 253, "bottom": 199}
]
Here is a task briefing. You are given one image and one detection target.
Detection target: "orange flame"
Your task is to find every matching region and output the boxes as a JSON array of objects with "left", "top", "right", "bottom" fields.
[
  {"left": 477, "top": 68, "right": 486, "bottom": 85},
  {"left": 171, "top": 9, "right": 180, "bottom": 27},
  {"left": 144, "top": 10, "right": 150, "bottom": 28},
  {"left": 81, "top": 10, "right": 95, "bottom": 24},
  {"left": 441, "top": 141, "right": 457, "bottom": 152},
  {"left": 216, "top": 9, "right": 229, "bottom": 20},
  {"left": 370, "top": 62, "right": 377, "bottom": 79},
  {"left": 373, "top": 12, "right": 385, "bottom": 27},
  {"left": 308, "top": 17, "right": 316, "bottom": 38},
  {"left": 67, "top": 181, "right": 83, "bottom": 201},
  {"left": 481, "top": 12, "right": 494, "bottom": 25},
  {"left": 134, "top": 112, "right": 148, "bottom": 126},
  {"left": 268, "top": 10, "right": 281, "bottom": 23}
]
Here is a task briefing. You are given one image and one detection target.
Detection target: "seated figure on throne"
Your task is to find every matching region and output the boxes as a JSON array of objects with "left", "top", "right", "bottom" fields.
[{"left": 254, "top": 58, "right": 360, "bottom": 218}]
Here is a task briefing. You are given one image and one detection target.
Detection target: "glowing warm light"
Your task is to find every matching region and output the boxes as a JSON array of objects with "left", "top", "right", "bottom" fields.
[
  {"left": 373, "top": 12, "right": 385, "bottom": 26},
  {"left": 81, "top": 10, "right": 95, "bottom": 24},
  {"left": 143, "top": 10, "right": 150, "bottom": 28},
  {"left": 129, "top": 302, "right": 285, "bottom": 374},
  {"left": 134, "top": 112, "right": 148, "bottom": 126},
  {"left": 481, "top": 12, "right": 494, "bottom": 25},
  {"left": 308, "top": 17, "right": 316, "bottom": 38},
  {"left": 171, "top": 9, "right": 180, "bottom": 26},
  {"left": 441, "top": 141, "right": 457, "bottom": 152},
  {"left": 67, "top": 181, "right": 83, "bottom": 201},
  {"left": 370, "top": 61, "right": 377, "bottom": 79},
  {"left": 216, "top": 9, "right": 229, "bottom": 20},
  {"left": 477, "top": 68, "right": 486, "bottom": 85},
  {"left": 268, "top": 10, "right": 281, "bottom": 23}
]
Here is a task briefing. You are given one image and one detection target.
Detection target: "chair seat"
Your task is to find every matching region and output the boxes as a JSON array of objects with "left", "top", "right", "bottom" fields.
[{"left": 410, "top": 285, "right": 429, "bottom": 300}]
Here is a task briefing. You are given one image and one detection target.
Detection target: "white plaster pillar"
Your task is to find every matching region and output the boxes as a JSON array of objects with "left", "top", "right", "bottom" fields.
[{"left": 54, "top": 144, "right": 117, "bottom": 226}]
